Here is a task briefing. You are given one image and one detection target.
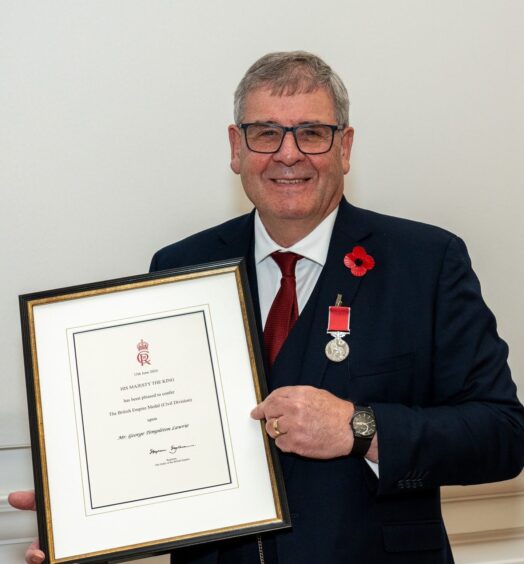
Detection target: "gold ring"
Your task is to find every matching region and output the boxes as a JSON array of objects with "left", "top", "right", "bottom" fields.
[{"left": 273, "top": 418, "right": 281, "bottom": 436}]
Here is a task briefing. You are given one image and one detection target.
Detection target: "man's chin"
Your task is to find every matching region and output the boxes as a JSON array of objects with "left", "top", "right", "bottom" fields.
[{"left": 259, "top": 203, "right": 319, "bottom": 223}]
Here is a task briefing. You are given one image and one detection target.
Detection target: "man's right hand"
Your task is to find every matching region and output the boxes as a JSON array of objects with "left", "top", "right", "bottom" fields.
[{"left": 8, "top": 491, "right": 45, "bottom": 564}]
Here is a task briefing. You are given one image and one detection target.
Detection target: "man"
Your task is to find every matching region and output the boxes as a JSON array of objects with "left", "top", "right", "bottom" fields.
[{"left": 11, "top": 51, "right": 524, "bottom": 563}]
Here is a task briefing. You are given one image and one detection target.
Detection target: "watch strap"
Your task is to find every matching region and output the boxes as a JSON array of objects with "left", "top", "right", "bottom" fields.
[{"left": 350, "top": 435, "right": 372, "bottom": 456}]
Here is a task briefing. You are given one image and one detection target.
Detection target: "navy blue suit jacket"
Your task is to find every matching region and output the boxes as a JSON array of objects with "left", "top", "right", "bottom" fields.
[{"left": 150, "top": 198, "right": 524, "bottom": 563}]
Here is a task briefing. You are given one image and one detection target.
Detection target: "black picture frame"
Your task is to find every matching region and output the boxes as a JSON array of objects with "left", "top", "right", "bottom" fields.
[{"left": 20, "top": 258, "right": 290, "bottom": 563}]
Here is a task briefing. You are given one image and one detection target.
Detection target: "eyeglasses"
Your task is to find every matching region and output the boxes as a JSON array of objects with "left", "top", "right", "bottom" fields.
[{"left": 239, "top": 122, "right": 344, "bottom": 155}]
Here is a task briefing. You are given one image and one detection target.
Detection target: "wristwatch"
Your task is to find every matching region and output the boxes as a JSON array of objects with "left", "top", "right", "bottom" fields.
[{"left": 350, "top": 405, "right": 376, "bottom": 456}]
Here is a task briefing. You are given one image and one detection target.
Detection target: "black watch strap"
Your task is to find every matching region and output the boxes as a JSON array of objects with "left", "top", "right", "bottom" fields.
[{"left": 351, "top": 435, "right": 373, "bottom": 456}]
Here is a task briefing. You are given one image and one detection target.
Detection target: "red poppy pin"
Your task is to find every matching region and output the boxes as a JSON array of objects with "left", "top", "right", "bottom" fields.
[{"left": 344, "top": 246, "right": 375, "bottom": 277}]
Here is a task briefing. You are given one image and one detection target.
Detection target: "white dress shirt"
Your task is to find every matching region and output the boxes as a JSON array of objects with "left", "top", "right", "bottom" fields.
[
  {"left": 253, "top": 208, "right": 379, "bottom": 476},
  {"left": 255, "top": 207, "right": 338, "bottom": 328}
]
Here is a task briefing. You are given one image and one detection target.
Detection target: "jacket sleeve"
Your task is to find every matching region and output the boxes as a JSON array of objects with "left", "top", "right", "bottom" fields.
[{"left": 371, "top": 236, "right": 524, "bottom": 495}]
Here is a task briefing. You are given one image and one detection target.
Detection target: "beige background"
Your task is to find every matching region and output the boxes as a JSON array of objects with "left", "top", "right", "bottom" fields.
[{"left": 1, "top": 1, "right": 523, "bottom": 562}]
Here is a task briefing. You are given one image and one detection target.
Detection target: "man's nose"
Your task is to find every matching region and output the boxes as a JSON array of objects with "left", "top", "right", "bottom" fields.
[{"left": 273, "top": 131, "right": 305, "bottom": 165}]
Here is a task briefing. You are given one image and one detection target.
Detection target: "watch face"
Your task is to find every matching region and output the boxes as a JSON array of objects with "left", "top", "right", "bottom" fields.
[{"left": 352, "top": 411, "right": 376, "bottom": 438}]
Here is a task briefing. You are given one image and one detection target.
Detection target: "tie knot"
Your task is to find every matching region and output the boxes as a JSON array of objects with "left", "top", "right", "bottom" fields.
[{"left": 271, "top": 251, "right": 302, "bottom": 278}]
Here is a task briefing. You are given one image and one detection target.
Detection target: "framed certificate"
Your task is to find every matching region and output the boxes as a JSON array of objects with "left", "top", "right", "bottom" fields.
[{"left": 20, "top": 259, "right": 290, "bottom": 563}]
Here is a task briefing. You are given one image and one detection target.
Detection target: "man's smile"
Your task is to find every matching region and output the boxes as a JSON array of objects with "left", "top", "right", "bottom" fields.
[{"left": 271, "top": 178, "right": 312, "bottom": 185}]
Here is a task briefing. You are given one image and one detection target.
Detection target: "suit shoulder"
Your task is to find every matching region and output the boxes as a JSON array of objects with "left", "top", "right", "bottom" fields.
[
  {"left": 353, "top": 205, "right": 461, "bottom": 249},
  {"left": 150, "top": 213, "right": 251, "bottom": 272}
]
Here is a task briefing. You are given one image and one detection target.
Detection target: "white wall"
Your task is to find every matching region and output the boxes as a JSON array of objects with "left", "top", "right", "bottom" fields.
[{"left": 1, "top": 1, "right": 523, "bottom": 562}]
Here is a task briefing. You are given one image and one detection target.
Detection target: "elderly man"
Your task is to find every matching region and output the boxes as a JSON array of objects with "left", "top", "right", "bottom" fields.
[{"left": 11, "top": 51, "right": 524, "bottom": 564}]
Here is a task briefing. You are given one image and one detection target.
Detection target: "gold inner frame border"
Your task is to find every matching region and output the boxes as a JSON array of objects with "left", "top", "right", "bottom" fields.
[{"left": 25, "top": 264, "right": 285, "bottom": 563}]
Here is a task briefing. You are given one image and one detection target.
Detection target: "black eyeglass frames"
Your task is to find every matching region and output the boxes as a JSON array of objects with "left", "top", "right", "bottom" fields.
[{"left": 239, "top": 123, "right": 345, "bottom": 155}]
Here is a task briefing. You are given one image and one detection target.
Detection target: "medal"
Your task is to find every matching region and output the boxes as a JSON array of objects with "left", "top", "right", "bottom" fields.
[
  {"left": 325, "top": 294, "right": 351, "bottom": 362},
  {"left": 325, "top": 337, "right": 349, "bottom": 362}
]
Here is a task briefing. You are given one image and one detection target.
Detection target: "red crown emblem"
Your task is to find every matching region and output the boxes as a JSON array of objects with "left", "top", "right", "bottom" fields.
[{"left": 136, "top": 339, "right": 151, "bottom": 366}]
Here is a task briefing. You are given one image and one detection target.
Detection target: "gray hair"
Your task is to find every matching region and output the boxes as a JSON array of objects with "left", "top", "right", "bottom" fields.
[{"left": 233, "top": 51, "right": 349, "bottom": 126}]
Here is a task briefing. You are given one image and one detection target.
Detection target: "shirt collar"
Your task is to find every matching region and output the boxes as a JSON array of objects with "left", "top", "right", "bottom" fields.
[{"left": 254, "top": 206, "right": 339, "bottom": 267}]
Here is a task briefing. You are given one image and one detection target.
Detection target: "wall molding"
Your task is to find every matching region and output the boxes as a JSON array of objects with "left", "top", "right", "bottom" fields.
[
  {"left": 442, "top": 472, "right": 524, "bottom": 503},
  {"left": 0, "top": 537, "right": 34, "bottom": 547},
  {"left": 0, "top": 497, "right": 36, "bottom": 546},
  {"left": 483, "top": 560, "right": 524, "bottom": 564},
  {"left": 443, "top": 488, "right": 524, "bottom": 503},
  {"left": 0, "top": 494, "right": 16, "bottom": 513},
  {"left": 450, "top": 527, "right": 524, "bottom": 546},
  {"left": 0, "top": 444, "right": 30, "bottom": 451}
]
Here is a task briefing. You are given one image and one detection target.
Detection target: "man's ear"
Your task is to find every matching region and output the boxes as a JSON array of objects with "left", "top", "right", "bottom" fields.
[
  {"left": 341, "top": 127, "right": 354, "bottom": 175},
  {"left": 228, "top": 125, "right": 242, "bottom": 174}
]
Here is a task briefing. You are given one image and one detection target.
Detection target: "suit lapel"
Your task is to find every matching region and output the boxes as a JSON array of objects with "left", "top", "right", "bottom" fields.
[
  {"left": 209, "top": 210, "right": 255, "bottom": 261},
  {"left": 208, "top": 210, "right": 264, "bottom": 347}
]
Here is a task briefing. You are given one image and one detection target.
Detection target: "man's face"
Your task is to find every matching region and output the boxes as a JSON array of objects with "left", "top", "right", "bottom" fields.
[{"left": 228, "top": 87, "right": 354, "bottom": 234}]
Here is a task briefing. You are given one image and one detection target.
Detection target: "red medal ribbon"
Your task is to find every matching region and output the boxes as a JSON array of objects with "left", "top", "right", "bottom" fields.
[{"left": 327, "top": 306, "right": 351, "bottom": 333}]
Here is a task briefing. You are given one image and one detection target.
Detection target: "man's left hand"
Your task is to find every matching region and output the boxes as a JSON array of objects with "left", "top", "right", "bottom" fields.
[{"left": 250, "top": 385, "right": 355, "bottom": 459}]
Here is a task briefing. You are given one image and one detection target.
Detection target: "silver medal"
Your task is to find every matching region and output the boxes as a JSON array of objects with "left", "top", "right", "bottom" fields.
[{"left": 325, "top": 336, "right": 350, "bottom": 362}]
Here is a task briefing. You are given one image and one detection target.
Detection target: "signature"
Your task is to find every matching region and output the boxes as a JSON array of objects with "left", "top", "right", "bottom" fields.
[
  {"left": 170, "top": 444, "right": 195, "bottom": 454},
  {"left": 149, "top": 444, "right": 195, "bottom": 455}
]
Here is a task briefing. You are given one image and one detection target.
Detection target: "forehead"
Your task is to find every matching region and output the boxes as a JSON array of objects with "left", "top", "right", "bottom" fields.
[{"left": 242, "top": 86, "right": 337, "bottom": 124}]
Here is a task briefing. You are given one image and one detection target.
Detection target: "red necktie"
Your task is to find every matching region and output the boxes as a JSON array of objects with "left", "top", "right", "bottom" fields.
[{"left": 264, "top": 252, "right": 302, "bottom": 367}]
